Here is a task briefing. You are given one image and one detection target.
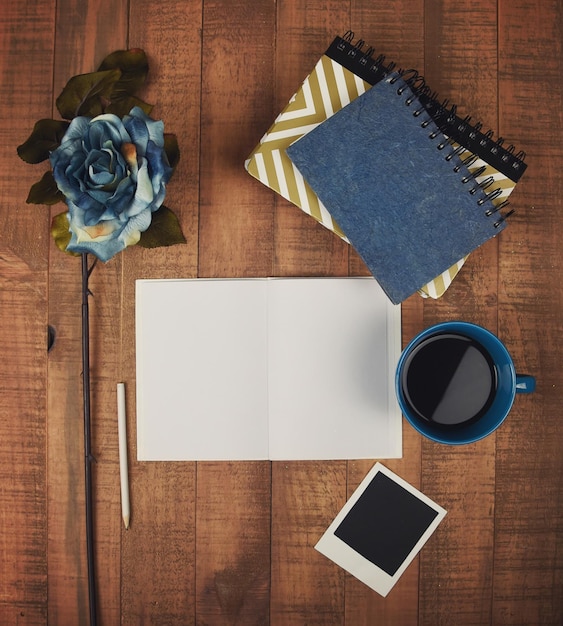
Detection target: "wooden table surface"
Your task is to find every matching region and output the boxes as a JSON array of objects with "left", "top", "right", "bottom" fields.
[{"left": 1, "top": 0, "right": 561, "bottom": 624}]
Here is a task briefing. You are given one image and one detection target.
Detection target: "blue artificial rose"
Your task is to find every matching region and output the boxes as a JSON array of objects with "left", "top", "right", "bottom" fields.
[{"left": 50, "top": 106, "right": 173, "bottom": 261}]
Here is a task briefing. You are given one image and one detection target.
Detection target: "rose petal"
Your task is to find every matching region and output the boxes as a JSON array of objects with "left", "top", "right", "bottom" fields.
[
  {"left": 126, "top": 107, "right": 165, "bottom": 147},
  {"left": 123, "top": 159, "right": 155, "bottom": 216},
  {"left": 58, "top": 116, "right": 91, "bottom": 144},
  {"left": 119, "top": 208, "right": 152, "bottom": 247}
]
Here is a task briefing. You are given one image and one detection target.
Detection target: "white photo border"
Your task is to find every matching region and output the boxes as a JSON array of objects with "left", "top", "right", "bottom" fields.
[{"left": 315, "top": 462, "right": 447, "bottom": 597}]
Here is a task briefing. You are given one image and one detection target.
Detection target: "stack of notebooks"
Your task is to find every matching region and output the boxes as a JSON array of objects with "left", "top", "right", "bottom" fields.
[{"left": 245, "top": 32, "right": 527, "bottom": 303}]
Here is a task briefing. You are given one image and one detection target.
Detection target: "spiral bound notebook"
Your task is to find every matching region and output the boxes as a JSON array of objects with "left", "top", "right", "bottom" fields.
[
  {"left": 286, "top": 73, "right": 513, "bottom": 304},
  {"left": 245, "top": 32, "right": 526, "bottom": 299}
]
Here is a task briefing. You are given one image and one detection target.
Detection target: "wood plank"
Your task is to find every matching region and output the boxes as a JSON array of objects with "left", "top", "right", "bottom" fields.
[
  {"left": 84, "top": 258, "right": 124, "bottom": 623},
  {"left": 120, "top": 1, "right": 204, "bottom": 624},
  {"left": 419, "top": 0, "right": 501, "bottom": 623},
  {"left": 196, "top": 463, "right": 271, "bottom": 624},
  {"left": 273, "top": 3, "right": 351, "bottom": 278},
  {"left": 120, "top": 459, "right": 197, "bottom": 626},
  {"left": 199, "top": 0, "right": 276, "bottom": 279},
  {"left": 0, "top": 265, "right": 48, "bottom": 626},
  {"left": 270, "top": 6, "right": 350, "bottom": 625},
  {"left": 343, "top": 3, "right": 425, "bottom": 623},
  {"left": 48, "top": 1, "right": 128, "bottom": 623},
  {"left": 271, "top": 461, "right": 347, "bottom": 625},
  {"left": 195, "top": 0, "right": 275, "bottom": 623},
  {"left": 0, "top": 253, "right": 49, "bottom": 626},
  {"left": 494, "top": 1, "right": 563, "bottom": 623},
  {"left": 46, "top": 248, "right": 89, "bottom": 625},
  {"left": 0, "top": 0, "right": 54, "bottom": 623}
]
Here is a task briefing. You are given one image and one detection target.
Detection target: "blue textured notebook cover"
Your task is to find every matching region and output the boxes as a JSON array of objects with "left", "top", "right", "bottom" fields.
[{"left": 286, "top": 73, "right": 505, "bottom": 304}]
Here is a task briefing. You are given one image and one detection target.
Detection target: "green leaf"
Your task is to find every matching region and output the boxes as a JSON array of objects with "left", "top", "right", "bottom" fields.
[
  {"left": 56, "top": 69, "right": 122, "bottom": 119},
  {"left": 26, "top": 171, "right": 65, "bottom": 205},
  {"left": 17, "top": 119, "right": 70, "bottom": 164},
  {"left": 163, "top": 134, "right": 180, "bottom": 170},
  {"left": 104, "top": 94, "right": 153, "bottom": 118},
  {"left": 51, "top": 211, "right": 79, "bottom": 256},
  {"left": 138, "top": 206, "right": 186, "bottom": 249},
  {"left": 97, "top": 49, "right": 149, "bottom": 97}
]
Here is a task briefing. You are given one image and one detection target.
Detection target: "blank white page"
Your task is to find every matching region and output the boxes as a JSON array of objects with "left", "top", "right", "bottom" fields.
[
  {"left": 267, "top": 278, "right": 402, "bottom": 460},
  {"left": 136, "top": 279, "right": 269, "bottom": 460},
  {"left": 136, "top": 277, "right": 401, "bottom": 461}
]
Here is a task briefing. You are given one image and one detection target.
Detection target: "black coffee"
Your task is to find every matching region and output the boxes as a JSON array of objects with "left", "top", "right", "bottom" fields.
[{"left": 401, "top": 333, "right": 497, "bottom": 427}]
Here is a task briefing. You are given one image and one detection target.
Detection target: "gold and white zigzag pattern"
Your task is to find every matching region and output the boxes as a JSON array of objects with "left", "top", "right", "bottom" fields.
[
  {"left": 246, "top": 56, "right": 517, "bottom": 299},
  {"left": 246, "top": 55, "right": 370, "bottom": 241}
]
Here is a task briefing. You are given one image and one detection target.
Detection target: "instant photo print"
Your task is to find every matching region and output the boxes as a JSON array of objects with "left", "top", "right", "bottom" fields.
[{"left": 315, "top": 463, "right": 446, "bottom": 596}]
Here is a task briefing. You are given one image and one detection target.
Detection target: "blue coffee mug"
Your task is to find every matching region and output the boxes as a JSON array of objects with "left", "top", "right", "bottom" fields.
[{"left": 395, "top": 321, "right": 535, "bottom": 445}]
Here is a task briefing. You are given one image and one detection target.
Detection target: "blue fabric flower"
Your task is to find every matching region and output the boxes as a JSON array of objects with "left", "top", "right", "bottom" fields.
[{"left": 50, "top": 107, "right": 172, "bottom": 261}]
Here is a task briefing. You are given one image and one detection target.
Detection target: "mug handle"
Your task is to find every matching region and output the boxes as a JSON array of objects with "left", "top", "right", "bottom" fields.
[{"left": 516, "top": 374, "right": 536, "bottom": 393}]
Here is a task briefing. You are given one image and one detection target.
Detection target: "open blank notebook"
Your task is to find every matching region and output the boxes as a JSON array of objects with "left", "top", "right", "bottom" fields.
[{"left": 136, "top": 277, "right": 402, "bottom": 461}]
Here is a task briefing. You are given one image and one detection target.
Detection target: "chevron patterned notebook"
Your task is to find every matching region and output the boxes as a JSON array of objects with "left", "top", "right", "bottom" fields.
[{"left": 245, "top": 32, "right": 526, "bottom": 299}]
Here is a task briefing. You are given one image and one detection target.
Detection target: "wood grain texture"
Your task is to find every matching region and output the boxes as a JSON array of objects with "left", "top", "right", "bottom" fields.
[
  {"left": 0, "top": 1, "right": 561, "bottom": 624},
  {"left": 0, "top": 262, "right": 48, "bottom": 626},
  {"left": 196, "top": 462, "right": 271, "bottom": 625},
  {"left": 198, "top": 0, "right": 276, "bottom": 279},
  {"left": 0, "top": 0, "right": 53, "bottom": 624},
  {"left": 271, "top": 462, "right": 347, "bottom": 625},
  {"left": 494, "top": 1, "right": 563, "bottom": 624}
]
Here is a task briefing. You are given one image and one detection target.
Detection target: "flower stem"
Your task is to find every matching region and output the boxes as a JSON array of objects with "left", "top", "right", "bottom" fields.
[{"left": 81, "top": 253, "right": 98, "bottom": 626}]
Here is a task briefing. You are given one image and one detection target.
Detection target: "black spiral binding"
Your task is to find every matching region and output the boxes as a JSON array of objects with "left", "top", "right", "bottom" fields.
[
  {"left": 390, "top": 71, "right": 514, "bottom": 229},
  {"left": 325, "top": 32, "right": 527, "bottom": 185}
]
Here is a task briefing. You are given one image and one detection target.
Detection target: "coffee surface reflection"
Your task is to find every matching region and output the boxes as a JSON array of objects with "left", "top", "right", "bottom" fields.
[{"left": 400, "top": 333, "right": 498, "bottom": 427}]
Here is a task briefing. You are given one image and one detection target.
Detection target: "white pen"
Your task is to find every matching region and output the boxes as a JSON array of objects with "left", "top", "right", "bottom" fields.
[{"left": 117, "top": 382, "right": 131, "bottom": 529}]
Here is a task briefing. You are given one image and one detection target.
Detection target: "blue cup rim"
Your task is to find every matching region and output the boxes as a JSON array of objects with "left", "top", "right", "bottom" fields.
[{"left": 395, "top": 321, "right": 517, "bottom": 445}]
